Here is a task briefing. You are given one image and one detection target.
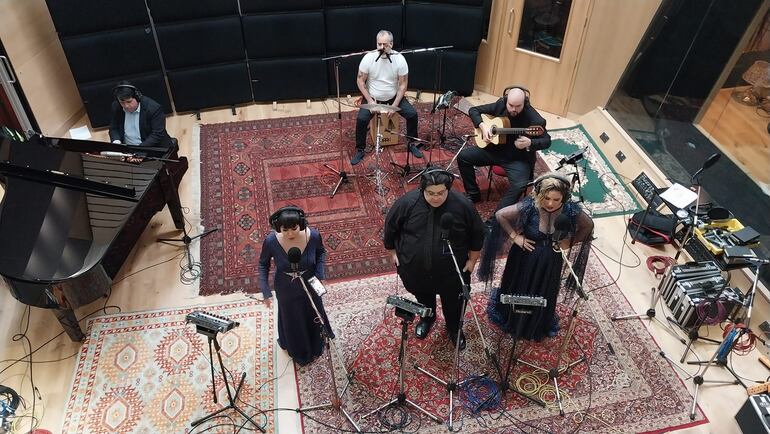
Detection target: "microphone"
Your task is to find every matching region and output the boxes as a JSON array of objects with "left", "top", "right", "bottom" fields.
[
  {"left": 440, "top": 213, "right": 454, "bottom": 240},
  {"left": 556, "top": 147, "right": 587, "bottom": 169},
  {"left": 287, "top": 247, "right": 301, "bottom": 272},
  {"left": 552, "top": 213, "right": 571, "bottom": 251},
  {"left": 691, "top": 152, "right": 721, "bottom": 182},
  {"left": 100, "top": 151, "right": 135, "bottom": 159}
]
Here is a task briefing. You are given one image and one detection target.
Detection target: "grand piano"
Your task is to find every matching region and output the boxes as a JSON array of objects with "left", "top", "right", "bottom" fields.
[{"left": 0, "top": 134, "right": 188, "bottom": 341}]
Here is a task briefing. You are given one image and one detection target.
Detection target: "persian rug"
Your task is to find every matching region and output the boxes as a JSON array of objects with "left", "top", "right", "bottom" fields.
[
  {"left": 198, "top": 105, "right": 632, "bottom": 295},
  {"left": 61, "top": 300, "right": 274, "bottom": 434},
  {"left": 294, "top": 253, "right": 708, "bottom": 433},
  {"left": 544, "top": 125, "right": 641, "bottom": 217}
]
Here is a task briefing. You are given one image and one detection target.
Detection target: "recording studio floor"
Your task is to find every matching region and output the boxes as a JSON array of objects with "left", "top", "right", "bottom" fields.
[{"left": 0, "top": 91, "right": 768, "bottom": 433}]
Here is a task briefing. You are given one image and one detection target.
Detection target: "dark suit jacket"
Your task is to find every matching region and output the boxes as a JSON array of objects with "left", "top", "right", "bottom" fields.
[
  {"left": 108, "top": 96, "right": 172, "bottom": 147},
  {"left": 468, "top": 97, "right": 551, "bottom": 163}
]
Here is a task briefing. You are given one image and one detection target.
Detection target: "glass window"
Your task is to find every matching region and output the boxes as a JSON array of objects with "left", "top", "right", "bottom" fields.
[{"left": 517, "top": 0, "right": 573, "bottom": 58}]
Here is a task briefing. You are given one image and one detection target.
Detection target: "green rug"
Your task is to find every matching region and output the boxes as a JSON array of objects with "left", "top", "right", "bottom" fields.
[{"left": 543, "top": 124, "right": 640, "bottom": 217}]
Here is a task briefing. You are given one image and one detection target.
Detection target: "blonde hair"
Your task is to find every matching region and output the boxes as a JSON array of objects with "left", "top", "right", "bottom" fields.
[{"left": 532, "top": 176, "right": 570, "bottom": 207}]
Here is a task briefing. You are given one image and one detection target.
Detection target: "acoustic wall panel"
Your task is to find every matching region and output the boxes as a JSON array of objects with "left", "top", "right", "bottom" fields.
[
  {"left": 60, "top": 27, "right": 162, "bottom": 83},
  {"left": 167, "top": 63, "right": 252, "bottom": 112},
  {"left": 325, "top": 5, "right": 404, "bottom": 54},
  {"left": 240, "top": 0, "right": 323, "bottom": 13},
  {"left": 250, "top": 58, "right": 328, "bottom": 101},
  {"left": 155, "top": 17, "right": 246, "bottom": 69},
  {"left": 46, "top": 0, "right": 149, "bottom": 37},
  {"left": 243, "top": 12, "right": 325, "bottom": 59},
  {"left": 148, "top": 0, "right": 239, "bottom": 22},
  {"left": 404, "top": 51, "right": 478, "bottom": 95},
  {"left": 404, "top": 2, "right": 483, "bottom": 50}
]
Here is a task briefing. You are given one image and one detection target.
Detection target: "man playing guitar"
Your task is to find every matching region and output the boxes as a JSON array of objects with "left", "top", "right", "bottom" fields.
[{"left": 458, "top": 86, "right": 551, "bottom": 213}]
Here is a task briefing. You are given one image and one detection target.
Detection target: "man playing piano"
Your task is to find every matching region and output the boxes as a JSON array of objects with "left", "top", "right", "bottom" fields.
[
  {"left": 457, "top": 86, "right": 551, "bottom": 213},
  {"left": 109, "top": 81, "right": 173, "bottom": 148}
]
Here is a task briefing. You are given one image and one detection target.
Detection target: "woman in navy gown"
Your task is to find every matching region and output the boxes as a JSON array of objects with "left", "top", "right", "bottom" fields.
[
  {"left": 258, "top": 206, "right": 333, "bottom": 366},
  {"left": 479, "top": 173, "right": 593, "bottom": 342}
]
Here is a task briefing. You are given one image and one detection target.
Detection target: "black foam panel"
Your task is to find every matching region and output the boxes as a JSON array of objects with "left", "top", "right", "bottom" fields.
[
  {"left": 60, "top": 27, "right": 162, "bottom": 83},
  {"left": 167, "top": 63, "right": 252, "bottom": 112},
  {"left": 250, "top": 58, "right": 328, "bottom": 101},
  {"left": 45, "top": 0, "right": 149, "bottom": 37},
  {"left": 156, "top": 16, "right": 245, "bottom": 69},
  {"left": 325, "top": 5, "right": 404, "bottom": 53},
  {"left": 240, "top": 0, "right": 323, "bottom": 13},
  {"left": 78, "top": 72, "right": 170, "bottom": 128},
  {"left": 404, "top": 3, "right": 482, "bottom": 50},
  {"left": 403, "top": 50, "right": 477, "bottom": 95},
  {"left": 406, "top": 0, "right": 483, "bottom": 5},
  {"left": 148, "top": 0, "right": 239, "bottom": 23},
  {"left": 325, "top": 0, "right": 401, "bottom": 6},
  {"left": 243, "top": 12, "right": 325, "bottom": 59},
  {"left": 325, "top": 55, "right": 366, "bottom": 96}
]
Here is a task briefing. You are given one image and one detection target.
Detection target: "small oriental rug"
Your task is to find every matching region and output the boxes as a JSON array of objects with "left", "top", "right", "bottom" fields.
[
  {"left": 294, "top": 253, "right": 708, "bottom": 433},
  {"left": 61, "top": 300, "right": 274, "bottom": 434}
]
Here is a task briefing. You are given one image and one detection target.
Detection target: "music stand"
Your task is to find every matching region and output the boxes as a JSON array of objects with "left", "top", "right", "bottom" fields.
[
  {"left": 321, "top": 51, "right": 368, "bottom": 198},
  {"left": 189, "top": 317, "right": 264, "bottom": 432}
]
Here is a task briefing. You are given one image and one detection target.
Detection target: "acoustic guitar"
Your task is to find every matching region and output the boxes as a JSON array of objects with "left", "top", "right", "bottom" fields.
[{"left": 473, "top": 114, "right": 545, "bottom": 148}]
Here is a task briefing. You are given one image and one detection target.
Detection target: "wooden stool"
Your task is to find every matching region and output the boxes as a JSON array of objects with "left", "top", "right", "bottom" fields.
[{"left": 369, "top": 112, "right": 401, "bottom": 147}]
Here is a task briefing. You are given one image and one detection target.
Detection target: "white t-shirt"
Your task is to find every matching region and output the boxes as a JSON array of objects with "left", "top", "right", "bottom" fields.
[{"left": 358, "top": 50, "right": 408, "bottom": 101}]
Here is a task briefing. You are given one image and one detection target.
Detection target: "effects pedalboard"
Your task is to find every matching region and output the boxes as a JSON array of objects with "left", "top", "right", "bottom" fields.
[{"left": 631, "top": 172, "right": 664, "bottom": 209}]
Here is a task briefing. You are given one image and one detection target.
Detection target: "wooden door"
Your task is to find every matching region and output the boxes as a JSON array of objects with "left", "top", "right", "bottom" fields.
[{"left": 491, "top": 0, "right": 593, "bottom": 115}]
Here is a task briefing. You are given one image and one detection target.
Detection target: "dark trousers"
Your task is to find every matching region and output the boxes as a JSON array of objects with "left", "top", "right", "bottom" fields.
[
  {"left": 398, "top": 267, "right": 469, "bottom": 335},
  {"left": 458, "top": 146, "right": 532, "bottom": 211},
  {"left": 355, "top": 97, "right": 418, "bottom": 150}
]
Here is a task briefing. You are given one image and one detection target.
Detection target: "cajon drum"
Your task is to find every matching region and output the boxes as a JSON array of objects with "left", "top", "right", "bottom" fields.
[{"left": 369, "top": 112, "right": 401, "bottom": 147}]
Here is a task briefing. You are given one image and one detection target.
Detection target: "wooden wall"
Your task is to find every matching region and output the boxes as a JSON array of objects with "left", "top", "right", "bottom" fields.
[
  {"left": 567, "top": 0, "right": 661, "bottom": 115},
  {"left": 0, "top": 0, "right": 83, "bottom": 136}
]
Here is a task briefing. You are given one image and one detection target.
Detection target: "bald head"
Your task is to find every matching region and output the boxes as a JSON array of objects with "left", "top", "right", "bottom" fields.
[{"left": 506, "top": 88, "right": 526, "bottom": 117}]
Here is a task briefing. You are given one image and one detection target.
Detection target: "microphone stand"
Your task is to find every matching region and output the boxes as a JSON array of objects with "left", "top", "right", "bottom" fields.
[
  {"left": 286, "top": 266, "right": 360, "bottom": 432},
  {"left": 413, "top": 234, "right": 486, "bottom": 430},
  {"left": 686, "top": 259, "right": 766, "bottom": 420},
  {"left": 398, "top": 45, "right": 452, "bottom": 184},
  {"left": 515, "top": 244, "right": 588, "bottom": 416},
  {"left": 321, "top": 51, "right": 369, "bottom": 198},
  {"left": 388, "top": 130, "right": 429, "bottom": 178}
]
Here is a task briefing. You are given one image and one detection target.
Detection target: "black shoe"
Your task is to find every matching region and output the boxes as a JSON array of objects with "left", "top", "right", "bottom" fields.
[
  {"left": 408, "top": 143, "right": 424, "bottom": 159},
  {"left": 415, "top": 316, "right": 434, "bottom": 339},
  {"left": 464, "top": 192, "right": 481, "bottom": 203},
  {"left": 448, "top": 330, "right": 466, "bottom": 350},
  {"left": 350, "top": 150, "right": 365, "bottom": 165}
]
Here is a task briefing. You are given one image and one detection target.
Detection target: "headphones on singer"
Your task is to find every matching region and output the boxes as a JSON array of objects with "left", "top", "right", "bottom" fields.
[
  {"left": 269, "top": 206, "right": 307, "bottom": 232},
  {"left": 502, "top": 85, "right": 530, "bottom": 106},
  {"left": 112, "top": 82, "right": 143, "bottom": 101},
  {"left": 532, "top": 172, "right": 571, "bottom": 196},
  {"left": 419, "top": 169, "right": 455, "bottom": 192}
]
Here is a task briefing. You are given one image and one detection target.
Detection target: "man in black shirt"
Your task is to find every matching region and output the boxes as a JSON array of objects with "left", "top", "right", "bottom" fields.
[
  {"left": 458, "top": 86, "right": 551, "bottom": 211},
  {"left": 383, "top": 169, "right": 484, "bottom": 349}
]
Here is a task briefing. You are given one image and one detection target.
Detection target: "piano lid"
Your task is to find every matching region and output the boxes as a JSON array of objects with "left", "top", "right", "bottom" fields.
[{"left": 0, "top": 135, "right": 164, "bottom": 284}]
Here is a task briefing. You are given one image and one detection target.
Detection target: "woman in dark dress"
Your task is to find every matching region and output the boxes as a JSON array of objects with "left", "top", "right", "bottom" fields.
[
  {"left": 479, "top": 173, "right": 593, "bottom": 341},
  {"left": 258, "top": 206, "right": 334, "bottom": 366}
]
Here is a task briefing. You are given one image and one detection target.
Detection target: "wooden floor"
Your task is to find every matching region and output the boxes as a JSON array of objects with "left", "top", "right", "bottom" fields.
[
  {"left": 0, "top": 91, "right": 768, "bottom": 433},
  {"left": 697, "top": 87, "right": 770, "bottom": 189}
]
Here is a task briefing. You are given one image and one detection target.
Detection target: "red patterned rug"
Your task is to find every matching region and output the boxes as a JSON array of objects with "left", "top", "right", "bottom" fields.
[
  {"left": 61, "top": 300, "right": 274, "bottom": 434},
  {"left": 198, "top": 103, "right": 548, "bottom": 295},
  {"left": 294, "top": 253, "right": 708, "bottom": 433}
]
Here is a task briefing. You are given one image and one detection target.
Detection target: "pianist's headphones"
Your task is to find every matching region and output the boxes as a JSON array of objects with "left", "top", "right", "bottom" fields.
[
  {"left": 532, "top": 172, "right": 571, "bottom": 197},
  {"left": 502, "top": 85, "right": 530, "bottom": 107},
  {"left": 419, "top": 169, "right": 454, "bottom": 192},
  {"left": 269, "top": 206, "right": 307, "bottom": 232},
  {"left": 112, "top": 82, "right": 142, "bottom": 101}
]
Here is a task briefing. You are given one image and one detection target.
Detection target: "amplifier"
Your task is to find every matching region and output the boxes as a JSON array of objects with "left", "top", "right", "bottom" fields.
[{"left": 735, "top": 393, "right": 770, "bottom": 434}]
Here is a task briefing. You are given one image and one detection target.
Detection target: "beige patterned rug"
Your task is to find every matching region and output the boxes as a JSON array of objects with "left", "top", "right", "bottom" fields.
[{"left": 61, "top": 300, "right": 274, "bottom": 434}]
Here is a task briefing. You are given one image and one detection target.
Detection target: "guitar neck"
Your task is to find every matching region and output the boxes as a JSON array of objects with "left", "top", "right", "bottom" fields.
[{"left": 494, "top": 128, "right": 531, "bottom": 135}]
